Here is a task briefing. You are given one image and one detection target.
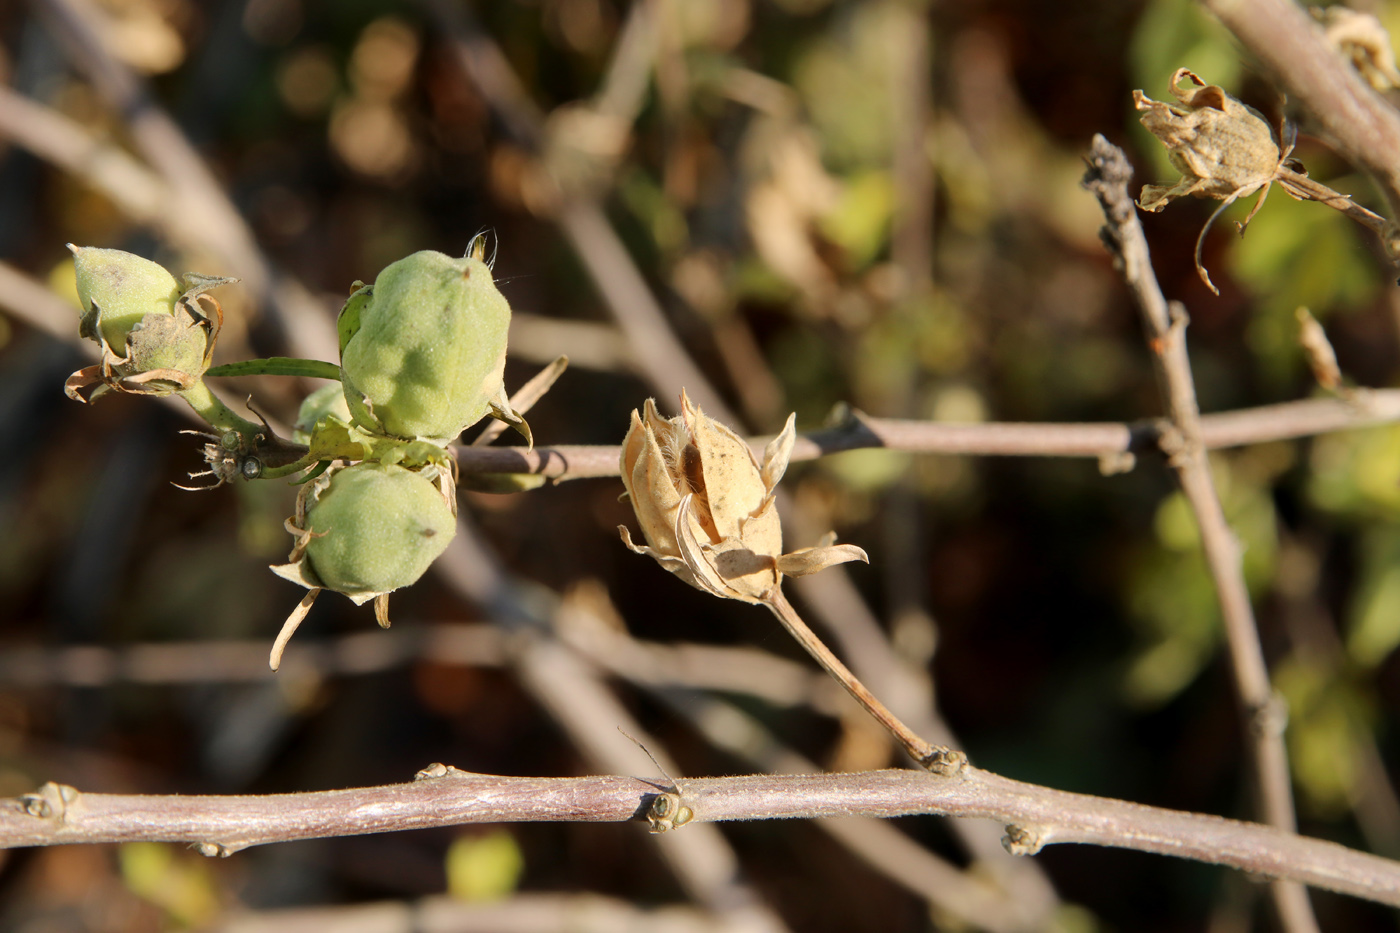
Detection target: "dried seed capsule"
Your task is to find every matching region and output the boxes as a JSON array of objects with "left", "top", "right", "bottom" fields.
[
  {"left": 301, "top": 462, "right": 456, "bottom": 599},
  {"left": 1133, "top": 69, "right": 1279, "bottom": 212},
  {"left": 618, "top": 390, "right": 867, "bottom": 603},
  {"left": 69, "top": 245, "right": 182, "bottom": 349},
  {"left": 339, "top": 250, "right": 511, "bottom": 442}
]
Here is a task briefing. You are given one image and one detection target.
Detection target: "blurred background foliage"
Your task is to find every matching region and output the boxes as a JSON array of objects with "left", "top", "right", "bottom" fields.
[{"left": 2, "top": 0, "right": 1400, "bottom": 930}]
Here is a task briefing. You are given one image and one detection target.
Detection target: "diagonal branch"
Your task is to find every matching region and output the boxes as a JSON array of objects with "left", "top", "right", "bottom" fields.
[{"left": 1084, "top": 134, "right": 1318, "bottom": 933}]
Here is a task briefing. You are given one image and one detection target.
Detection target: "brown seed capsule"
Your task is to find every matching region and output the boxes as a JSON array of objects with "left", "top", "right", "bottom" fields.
[
  {"left": 618, "top": 390, "right": 867, "bottom": 603},
  {"left": 1133, "top": 68, "right": 1281, "bottom": 214}
]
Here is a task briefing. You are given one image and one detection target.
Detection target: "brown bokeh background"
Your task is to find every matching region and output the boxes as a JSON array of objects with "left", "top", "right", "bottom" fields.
[{"left": 2, "top": 0, "right": 1400, "bottom": 930}]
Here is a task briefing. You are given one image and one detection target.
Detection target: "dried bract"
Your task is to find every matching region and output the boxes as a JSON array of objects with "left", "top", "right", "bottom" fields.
[
  {"left": 1296, "top": 307, "right": 1343, "bottom": 392},
  {"left": 618, "top": 390, "right": 866, "bottom": 603}
]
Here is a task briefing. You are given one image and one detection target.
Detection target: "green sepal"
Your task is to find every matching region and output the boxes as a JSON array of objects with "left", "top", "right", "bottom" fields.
[
  {"left": 337, "top": 282, "right": 371, "bottom": 357},
  {"left": 298, "top": 414, "right": 454, "bottom": 471},
  {"left": 291, "top": 460, "right": 332, "bottom": 485},
  {"left": 376, "top": 439, "right": 455, "bottom": 470}
]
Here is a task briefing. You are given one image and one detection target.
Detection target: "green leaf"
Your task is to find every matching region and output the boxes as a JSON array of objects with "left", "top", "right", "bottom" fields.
[{"left": 206, "top": 357, "right": 342, "bottom": 380}]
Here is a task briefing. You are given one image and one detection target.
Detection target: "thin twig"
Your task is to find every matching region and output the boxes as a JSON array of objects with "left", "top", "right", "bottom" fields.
[
  {"left": 0, "top": 84, "right": 169, "bottom": 228},
  {"left": 431, "top": 391, "right": 1400, "bottom": 481},
  {"left": 763, "top": 589, "right": 946, "bottom": 771},
  {"left": 6, "top": 767, "right": 1400, "bottom": 909},
  {"left": 1277, "top": 166, "right": 1393, "bottom": 238},
  {"left": 889, "top": 1, "right": 934, "bottom": 293},
  {"left": 1084, "top": 135, "right": 1318, "bottom": 933}
]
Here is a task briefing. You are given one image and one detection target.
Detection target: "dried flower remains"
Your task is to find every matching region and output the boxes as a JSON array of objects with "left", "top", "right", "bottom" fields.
[
  {"left": 617, "top": 392, "right": 966, "bottom": 776},
  {"left": 1133, "top": 68, "right": 1398, "bottom": 294},
  {"left": 618, "top": 391, "right": 867, "bottom": 604},
  {"left": 1133, "top": 68, "right": 1298, "bottom": 294}
]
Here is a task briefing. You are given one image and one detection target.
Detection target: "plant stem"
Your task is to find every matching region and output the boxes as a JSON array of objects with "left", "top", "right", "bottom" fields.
[
  {"left": 177, "top": 378, "right": 264, "bottom": 437},
  {"left": 764, "top": 588, "right": 961, "bottom": 774}
]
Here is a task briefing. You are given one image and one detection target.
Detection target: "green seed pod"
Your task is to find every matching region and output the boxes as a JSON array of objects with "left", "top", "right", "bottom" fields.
[
  {"left": 339, "top": 250, "right": 510, "bottom": 442},
  {"left": 293, "top": 383, "right": 354, "bottom": 444},
  {"left": 122, "top": 309, "right": 211, "bottom": 388},
  {"left": 69, "top": 245, "right": 182, "bottom": 349},
  {"left": 302, "top": 462, "right": 456, "bottom": 599}
]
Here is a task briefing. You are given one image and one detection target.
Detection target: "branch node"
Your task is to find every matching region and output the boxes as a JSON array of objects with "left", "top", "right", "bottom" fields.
[
  {"left": 918, "top": 747, "right": 970, "bottom": 777},
  {"left": 1167, "top": 301, "right": 1190, "bottom": 337},
  {"left": 1002, "top": 823, "right": 1051, "bottom": 856},
  {"left": 415, "top": 762, "right": 466, "bottom": 780},
  {"left": 1250, "top": 692, "right": 1291, "bottom": 738},
  {"left": 1156, "top": 422, "right": 1189, "bottom": 464},
  {"left": 1098, "top": 450, "right": 1137, "bottom": 476},
  {"left": 645, "top": 790, "right": 695, "bottom": 833},
  {"left": 19, "top": 782, "right": 81, "bottom": 824},
  {"left": 190, "top": 840, "right": 246, "bottom": 858}
]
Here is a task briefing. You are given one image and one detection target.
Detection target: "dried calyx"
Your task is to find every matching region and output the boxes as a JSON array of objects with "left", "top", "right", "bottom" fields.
[
  {"left": 1134, "top": 68, "right": 1284, "bottom": 216},
  {"left": 1133, "top": 69, "right": 1295, "bottom": 295},
  {"left": 618, "top": 390, "right": 867, "bottom": 603},
  {"left": 1133, "top": 68, "right": 1399, "bottom": 294},
  {"left": 617, "top": 392, "right": 965, "bottom": 776}
]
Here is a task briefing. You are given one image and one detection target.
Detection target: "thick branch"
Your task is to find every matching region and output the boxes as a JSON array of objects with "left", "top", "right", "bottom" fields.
[{"left": 4, "top": 768, "right": 1400, "bottom": 908}]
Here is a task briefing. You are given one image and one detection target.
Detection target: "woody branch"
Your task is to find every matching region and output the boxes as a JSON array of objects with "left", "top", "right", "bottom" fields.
[
  {"left": 4, "top": 768, "right": 1400, "bottom": 908},
  {"left": 1084, "top": 134, "right": 1317, "bottom": 932}
]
